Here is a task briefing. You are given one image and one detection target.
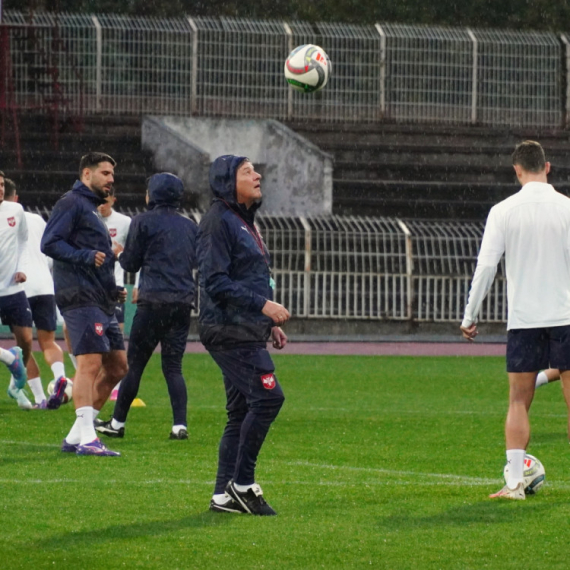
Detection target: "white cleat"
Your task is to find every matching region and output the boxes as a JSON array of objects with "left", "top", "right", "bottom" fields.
[
  {"left": 489, "top": 482, "right": 525, "bottom": 500},
  {"left": 7, "top": 385, "right": 34, "bottom": 410}
]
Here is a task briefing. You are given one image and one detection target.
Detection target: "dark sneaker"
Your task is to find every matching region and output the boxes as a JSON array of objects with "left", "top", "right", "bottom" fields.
[
  {"left": 226, "top": 481, "right": 277, "bottom": 516},
  {"left": 209, "top": 494, "right": 247, "bottom": 514},
  {"left": 7, "top": 347, "right": 27, "bottom": 389},
  {"left": 47, "top": 376, "right": 68, "bottom": 410},
  {"left": 61, "top": 438, "right": 78, "bottom": 453},
  {"left": 76, "top": 438, "right": 121, "bottom": 456},
  {"left": 169, "top": 428, "right": 188, "bottom": 440},
  {"left": 95, "top": 419, "right": 125, "bottom": 438}
]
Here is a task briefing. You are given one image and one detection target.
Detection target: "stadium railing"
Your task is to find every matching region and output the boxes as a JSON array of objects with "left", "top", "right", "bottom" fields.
[{"left": 1, "top": 10, "right": 567, "bottom": 128}]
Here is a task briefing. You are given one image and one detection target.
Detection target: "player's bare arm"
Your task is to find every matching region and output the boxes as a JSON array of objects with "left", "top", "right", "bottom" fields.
[
  {"left": 262, "top": 300, "right": 290, "bottom": 325},
  {"left": 94, "top": 251, "right": 106, "bottom": 267},
  {"left": 460, "top": 323, "right": 478, "bottom": 342},
  {"left": 271, "top": 327, "right": 288, "bottom": 350},
  {"left": 13, "top": 272, "right": 27, "bottom": 283}
]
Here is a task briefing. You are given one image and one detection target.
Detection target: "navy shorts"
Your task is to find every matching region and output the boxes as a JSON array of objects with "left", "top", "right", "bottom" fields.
[
  {"left": 209, "top": 346, "right": 285, "bottom": 406},
  {"left": 27, "top": 294, "right": 57, "bottom": 332},
  {"left": 0, "top": 291, "right": 33, "bottom": 329},
  {"left": 114, "top": 303, "right": 125, "bottom": 324},
  {"left": 63, "top": 306, "right": 125, "bottom": 356},
  {"left": 506, "top": 325, "right": 570, "bottom": 372}
]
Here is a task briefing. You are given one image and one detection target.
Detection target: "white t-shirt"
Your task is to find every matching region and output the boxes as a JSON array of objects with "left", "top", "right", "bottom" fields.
[
  {"left": 22, "top": 211, "right": 54, "bottom": 298},
  {"left": 0, "top": 201, "right": 29, "bottom": 297},
  {"left": 101, "top": 209, "right": 131, "bottom": 287},
  {"left": 462, "top": 181, "right": 570, "bottom": 330}
]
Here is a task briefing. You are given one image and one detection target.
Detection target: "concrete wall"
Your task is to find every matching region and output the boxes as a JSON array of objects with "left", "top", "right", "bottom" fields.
[{"left": 142, "top": 116, "right": 333, "bottom": 215}]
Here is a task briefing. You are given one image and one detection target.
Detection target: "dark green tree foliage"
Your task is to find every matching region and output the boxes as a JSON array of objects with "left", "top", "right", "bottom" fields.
[{"left": 4, "top": 0, "right": 570, "bottom": 30}]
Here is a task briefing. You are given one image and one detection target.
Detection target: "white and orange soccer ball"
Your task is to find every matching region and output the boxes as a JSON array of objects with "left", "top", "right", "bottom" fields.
[
  {"left": 503, "top": 453, "right": 545, "bottom": 495},
  {"left": 47, "top": 378, "right": 73, "bottom": 404},
  {"left": 284, "top": 44, "right": 331, "bottom": 93}
]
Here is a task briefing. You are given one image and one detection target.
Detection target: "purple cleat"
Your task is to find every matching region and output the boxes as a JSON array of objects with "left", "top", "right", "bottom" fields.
[
  {"left": 47, "top": 376, "right": 68, "bottom": 410},
  {"left": 61, "top": 438, "right": 78, "bottom": 453},
  {"left": 76, "top": 438, "right": 121, "bottom": 456},
  {"left": 33, "top": 400, "right": 47, "bottom": 410},
  {"left": 7, "top": 347, "right": 27, "bottom": 389}
]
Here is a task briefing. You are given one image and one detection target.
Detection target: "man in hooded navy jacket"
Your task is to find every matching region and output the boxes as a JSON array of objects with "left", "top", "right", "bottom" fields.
[
  {"left": 198, "top": 155, "right": 290, "bottom": 516},
  {"left": 41, "top": 152, "right": 127, "bottom": 456},
  {"left": 95, "top": 173, "right": 198, "bottom": 440}
]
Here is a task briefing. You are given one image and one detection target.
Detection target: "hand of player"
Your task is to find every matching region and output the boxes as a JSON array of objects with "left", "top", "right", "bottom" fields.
[
  {"left": 262, "top": 300, "right": 290, "bottom": 325},
  {"left": 117, "top": 288, "right": 127, "bottom": 304},
  {"left": 112, "top": 241, "right": 124, "bottom": 257},
  {"left": 131, "top": 287, "right": 138, "bottom": 304},
  {"left": 271, "top": 326, "right": 288, "bottom": 350},
  {"left": 460, "top": 323, "right": 478, "bottom": 342},
  {"left": 13, "top": 272, "right": 27, "bottom": 283},
  {"left": 94, "top": 251, "right": 106, "bottom": 267}
]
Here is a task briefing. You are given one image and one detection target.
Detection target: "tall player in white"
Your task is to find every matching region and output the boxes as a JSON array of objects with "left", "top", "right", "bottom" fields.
[{"left": 4, "top": 178, "right": 68, "bottom": 409}]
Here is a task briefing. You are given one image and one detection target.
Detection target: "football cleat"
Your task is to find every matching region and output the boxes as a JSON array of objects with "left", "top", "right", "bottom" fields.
[
  {"left": 76, "top": 438, "right": 121, "bottom": 456},
  {"left": 489, "top": 482, "right": 525, "bottom": 500},
  {"left": 32, "top": 399, "right": 47, "bottom": 410},
  {"left": 61, "top": 438, "right": 79, "bottom": 453},
  {"left": 7, "top": 347, "right": 27, "bottom": 389},
  {"left": 209, "top": 494, "right": 247, "bottom": 514},
  {"left": 7, "top": 384, "right": 33, "bottom": 410},
  {"left": 47, "top": 376, "right": 68, "bottom": 410},
  {"left": 169, "top": 428, "right": 188, "bottom": 440},
  {"left": 226, "top": 481, "right": 277, "bottom": 516},
  {"left": 94, "top": 419, "right": 125, "bottom": 438}
]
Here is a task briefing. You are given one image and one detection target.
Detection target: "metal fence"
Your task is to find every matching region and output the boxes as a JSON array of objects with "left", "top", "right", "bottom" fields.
[{"left": 2, "top": 10, "right": 570, "bottom": 127}]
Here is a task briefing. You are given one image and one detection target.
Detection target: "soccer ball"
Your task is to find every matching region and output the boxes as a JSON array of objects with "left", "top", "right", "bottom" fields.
[
  {"left": 284, "top": 44, "right": 331, "bottom": 93},
  {"left": 47, "top": 378, "right": 73, "bottom": 404},
  {"left": 503, "top": 453, "right": 545, "bottom": 495}
]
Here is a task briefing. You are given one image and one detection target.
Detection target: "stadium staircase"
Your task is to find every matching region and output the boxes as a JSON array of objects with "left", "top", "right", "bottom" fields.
[
  {"left": 1, "top": 114, "right": 159, "bottom": 214},
  {"left": 286, "top": 122, "right": 570, "bottom": 220}
]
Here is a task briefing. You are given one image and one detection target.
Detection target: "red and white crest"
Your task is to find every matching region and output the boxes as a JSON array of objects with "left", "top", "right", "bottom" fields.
[
  {"left": 261, "top": 373, "right": 276, "bottom": 390},
  {"left": 94, "top": 323, "right": 104, "bottom": 336},
  {"left": 109, "top": 228, "right": 117, "bottom": 238},
  {"left": 7, "top": 217, "right": 16, "bottom": 227}
]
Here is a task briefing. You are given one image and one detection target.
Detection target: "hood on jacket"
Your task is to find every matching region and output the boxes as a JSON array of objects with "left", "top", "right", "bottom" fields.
[
  {"left": 209, "top": 155, "right": 249, "bottom": 205},
  {"left": 147, "top": 173, "right": 184, "bottom": 208}
]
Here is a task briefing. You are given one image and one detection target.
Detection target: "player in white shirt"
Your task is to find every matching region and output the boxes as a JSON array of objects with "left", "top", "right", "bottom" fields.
[
  {"left": 0, "top": 172, "right": 33, "bottom": 398},
  {"left": 4, "top": 179, "right": 68, "bottom": 409},
  {"left": 98, "top": 190, "right": 132, "bottom": 401},
  {"left": 461, "top": 141, "right": 570, "bottom": 500}
]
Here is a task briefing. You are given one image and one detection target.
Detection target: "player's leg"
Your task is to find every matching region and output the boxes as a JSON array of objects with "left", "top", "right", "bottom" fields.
[
  {"left": 559, "top": 370, "right": 570, "bottom": 442},
  {"left": 535, "top": 368, "right": 560, "bottom": 388},
  {"left": 109, "top": 303, "right": 126, "bottom": 401},
  {"left": 62, "top": 321, "right": 77, "bottom": 371},
  {"left": 96, "top": 306, "right": 155, "bottom": 438},
  {"left": 548, "top": 325, "right": 570, "bottom": 443},
  {"left": 161, "top": 304, "right": 192, "bottom": 439},
  {"left": 8, "top": 324, "right": 35, "bottom": 409}
]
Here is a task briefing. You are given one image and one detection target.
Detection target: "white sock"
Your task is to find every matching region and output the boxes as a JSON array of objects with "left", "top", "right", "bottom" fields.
[
  {"left": 9, "top": 376, "right": 17, "bottom": 391},
  {"left": 51, "top": 361, "right": 66, "bottom": 380},
  {"left": 234, "top": 482, "right": 256, "bottom": 492},
  {"left": 65, "top": 415, "right": 83, "bottom": 445},
  {"left": 27, "top": 377, "right": 46, "bottom": 403},
  {"left": 93, "top": 409, "right": 100, "bottom": 420},
  {"left": 212, "top": 493, "right": 228, "bottom": 504},
  {"left": 113, "top": 381, "right": 121, "bottom": 391},
  {"left": 111, "top": 418, "right": 125, "bottom": 430},
  {"left": 76, "top": 406, "right": 97, "bottom": 445},
  {"left": 535, "top": 371, "right": 549, "bottom": 388},
  {"left": 0, "top": 348, "right": 15, "bottom": 365},
  {"left": 172, "top": 424, "right": 187, "bottom": 435},
  {"left": 69, "top": 353, "right": 77, "bottom": 370},
  {"left": 506, "top": 449, "right": 526, "bottom": 488}
]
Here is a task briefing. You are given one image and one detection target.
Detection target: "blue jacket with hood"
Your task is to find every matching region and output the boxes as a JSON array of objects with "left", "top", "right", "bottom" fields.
[
  {"left": 197, "top": 155, "right": 274, "bottom": 350},
  {"left": 119, "top": 173, "right": 198, "bottom": 306},
  {"left": 41, "top": 180, "right": 118, "bottom": 315}
]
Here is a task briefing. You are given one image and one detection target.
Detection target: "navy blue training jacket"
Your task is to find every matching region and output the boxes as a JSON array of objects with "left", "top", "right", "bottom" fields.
[
  {"left": 41, "top": 180, "right": 118, "bottom": 315},
  {"left": 119, "top": 173, "right": 198, "bottom": 306},
  {"left": 197, "top": 155, "right": 274, "bottom": 350}
]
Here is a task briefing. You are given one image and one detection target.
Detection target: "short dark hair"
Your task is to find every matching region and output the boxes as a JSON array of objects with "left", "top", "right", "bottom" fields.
[
  {"left": 512, "top": 141, "right": 546, "bottom": 173},
  {"left": 79, "top": 152, "right": 116, "bottom": 178},
  {"left": 0, "top": 170, "right": 5, "bottom": 178},
  {"left": 4, "top": 178, "right": 17, "bottom": 198}
]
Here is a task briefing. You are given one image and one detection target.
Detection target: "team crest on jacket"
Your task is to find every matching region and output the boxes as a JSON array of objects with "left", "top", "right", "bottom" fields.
[
  {"left": 94, "top": 323, "right": 104, "bottom": 336},
  {"left": 7, "top": 217, "right": 15, "bottom": 227},
  {"left": 261, "top": 373, "right": 276, "bottom": 390},
  {"left": 109, "top": 228, "right": 117, "bottom": 237}
]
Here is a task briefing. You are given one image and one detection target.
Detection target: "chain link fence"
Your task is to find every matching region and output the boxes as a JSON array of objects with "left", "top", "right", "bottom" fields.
[{"left": 2, "top": 10, "right": 569, "bottom": 127}]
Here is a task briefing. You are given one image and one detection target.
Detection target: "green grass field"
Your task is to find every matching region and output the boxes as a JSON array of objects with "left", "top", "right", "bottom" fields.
[{"left": 1, "top": 352, "right": 570, "bottom": 569}]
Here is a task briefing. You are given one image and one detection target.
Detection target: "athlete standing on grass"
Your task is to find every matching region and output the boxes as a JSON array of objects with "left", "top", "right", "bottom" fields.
[
  {"left": 4, "top": 178, "right": 68, "bottom": 410},
  {"left": 461, "top": 140, "right": 570, "bottom": 500},
  {"left": 41, "top": 152, "right": 128, "bottom": 457},
  {"left": 198, "top": 155, "right": 289, "bottom": 516}
]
